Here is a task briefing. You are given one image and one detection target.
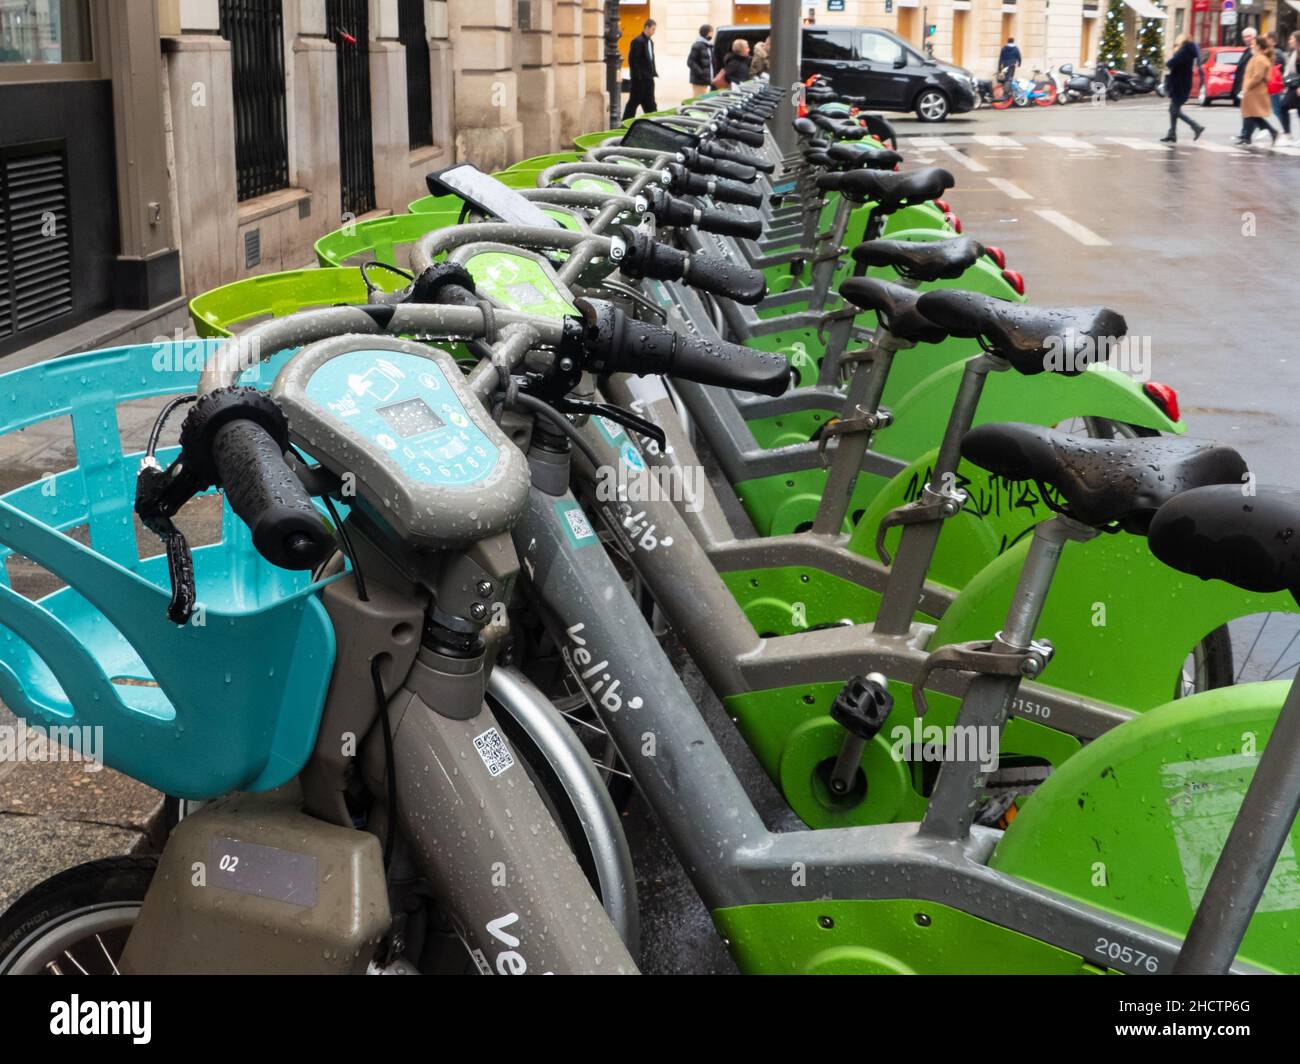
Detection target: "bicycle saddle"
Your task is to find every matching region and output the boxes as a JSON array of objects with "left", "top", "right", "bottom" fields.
[
  {"left": 793, "top": 117, "right": 819, "bottom": 137},
  {"left": 960, "top": 423, "right": 1248, "bottom": 534},
  {"left": 1149, "top": 485, "right": 1300, "bottom": 598},
  {"left": 915, "top": 289, "right": 1126, "bottom": 376},
  {"left": 819, "top": 167, "right": 955, "bottom": 209},
  {"left": 810, "top": 113, "right": 867, "bottom": 139},
  {"left": 839, "top": 277, "right": 949, "bottom": 345},
  {"left": 853, "top": 236, "right": 986, "bottom": 283},
  {"left": 828, "top": 143, "right": 903, "bottom": 170}
]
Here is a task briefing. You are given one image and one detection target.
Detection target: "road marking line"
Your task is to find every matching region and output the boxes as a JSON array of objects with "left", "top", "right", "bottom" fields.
[
  {"left": 1268, "top": 143, "right": 1300, "bottom": 156},
  {"left": 1188, "top": 140, "right": 1247, "bottom": 154},
  {"left": 938, "top": 146, "right": 988, "bottom": 172},
  {"left": 1033, "top": 209, "right": 1110, "bottom": 246},
  {"left": 1106, "top": 136, "right": 1172, "bottom": 151},
  {"left": 972, "top": 134, "right": 1023, "bottom": 148},
  {"left": 908, "top": 136, "right": 948, "bottom": 148},
  {"left": 1039, "top": 135, "right": 1094, "bottom": 150},
  {"left": 986, "top": 176, "right": 1033, "bottom": 200}
]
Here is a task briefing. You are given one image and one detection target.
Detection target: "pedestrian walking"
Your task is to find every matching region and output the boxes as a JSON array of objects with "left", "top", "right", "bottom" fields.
[
  {"left": 1266, "top": 32, "right": 1288, "bottom": 141},
  {"left": 997, "top": 37, "right": 1022, "bottom": 84},
  {"left": 1162, "top": 34, "right": 1206, "bottom": 143},
  {"left": 720, "top": 39, "right": 752, "bottom": 88},
  {"left": 1234, "top": 35, "right": 1280, "bottom": 146},
  {"left": 750, "top": 40, "right": 770, "bottom": 79},
  {"left": 623, "top": 19, "right": 659, "bottom": 120},
  {"left": 1232, "top": 26, "right": 1257, "bottom": 106},
  {"left": 688, "top": 24, "right": 715, "bottom": 96},
  {"left": 1280, "top": 32, "right": 1300, "bottom": 141}
]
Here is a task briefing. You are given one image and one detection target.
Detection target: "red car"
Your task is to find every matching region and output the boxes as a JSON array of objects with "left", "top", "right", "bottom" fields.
[{"left": 1192, "top": 46, "right": 1246, "bottom": 105}]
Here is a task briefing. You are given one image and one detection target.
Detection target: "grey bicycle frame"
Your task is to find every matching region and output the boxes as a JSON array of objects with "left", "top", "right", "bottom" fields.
[
  {"left": 192, "top": 305, "right": 639, "bottom": 974},
  {"left": 521, "top": 440, "right": 1282, "bottom": 975}
]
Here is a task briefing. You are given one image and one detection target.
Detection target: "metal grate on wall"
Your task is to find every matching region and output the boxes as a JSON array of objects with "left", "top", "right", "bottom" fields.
[
  {"left": 328, "top": 0, "right": 377, "bottom": 218},
  {"left": 0, "top": 143, "right": 73, "bottom": 342},
  {"left": 219, "top": 0, "right": 291, "bottom": 202},
  {"left": 399, "top": 0, "right": 434, "bottom": 150}
]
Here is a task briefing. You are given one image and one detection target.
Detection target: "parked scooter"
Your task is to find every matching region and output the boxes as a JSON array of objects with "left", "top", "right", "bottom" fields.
[
  {"left": 1057, "top": 63, "right": 1112, "bottom": 103},
  {"left": 1110, "top": 59, "right": 1163, "bottom": 97}
]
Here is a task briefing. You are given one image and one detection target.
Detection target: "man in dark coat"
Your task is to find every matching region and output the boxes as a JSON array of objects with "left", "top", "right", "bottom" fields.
[
  {"left": 1232, "top": 26, "right": 1258, "bottom": 103},
  {"left": 997, "top": 38, "right": 1022, "bottom": 82},
  {"left": 1162, "top": 36, "right": 1206, "bottom": 142},
  {"left": 623, "top": 19, "right": 659, "bottom": 119},
  {"left": 688, "top": 24, "right": 714, "bottom": 95}
]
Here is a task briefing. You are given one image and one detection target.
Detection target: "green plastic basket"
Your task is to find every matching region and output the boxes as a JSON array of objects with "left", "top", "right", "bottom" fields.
[{"left": 188, "top": 267, "right": 402, "bottom": 338}]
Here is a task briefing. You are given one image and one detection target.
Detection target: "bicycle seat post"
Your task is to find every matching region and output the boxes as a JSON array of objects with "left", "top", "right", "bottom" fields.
[
  {"left": 872, "top": 352, "right": 1007, "bottom": 636},
  {"left": 917, "top": 514, "right": 1097, "bottom": 842}
]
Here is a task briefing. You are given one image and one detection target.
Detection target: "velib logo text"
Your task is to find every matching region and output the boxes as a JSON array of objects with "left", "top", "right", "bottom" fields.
[
  {"left": 50, "top": 996, "right": 151, "bottom": 1045},
  {"left": 0, "top": 721, "right": 103, "bottom": 783}
]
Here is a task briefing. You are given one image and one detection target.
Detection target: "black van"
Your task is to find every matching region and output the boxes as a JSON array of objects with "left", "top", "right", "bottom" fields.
[{"left": 713, "top": 25, "right": 977, "bottom": 122}]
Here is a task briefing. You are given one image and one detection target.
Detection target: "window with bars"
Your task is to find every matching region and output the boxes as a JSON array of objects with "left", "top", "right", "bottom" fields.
[
  {"left": 399, "top": 0, "right": 434, "bottom": 149},
  {"left": 219, "top": 0, "right": 290, "bottom": 202}
]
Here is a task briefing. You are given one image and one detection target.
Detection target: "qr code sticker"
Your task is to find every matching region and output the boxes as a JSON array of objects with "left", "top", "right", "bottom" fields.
[
  {"left": 473, "top": 727, "right": 515, "bottom": 777},
  {"left": 563, "top": 505, "right": 595, "bottom": 543}
]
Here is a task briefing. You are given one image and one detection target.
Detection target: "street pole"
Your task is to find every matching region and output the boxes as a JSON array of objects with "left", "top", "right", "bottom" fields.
[
  {"left": 770, "top": 0, "right": 802, "bottom": 156},
  {"left": 605, "top": 0, "right": 623, "bottom": 128}
]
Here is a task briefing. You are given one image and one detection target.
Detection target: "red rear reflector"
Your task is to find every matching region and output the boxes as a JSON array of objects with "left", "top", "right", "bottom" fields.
[
  {"left": 933, "top": 198, "right": 951, "bottom": 213},
  {"left": 1144, "top": 381, "right": 1180, "bottom": 423},
  {"left": 985, "top": 246, "right": 1006, "bottom": 269},
  {"left": 944, "top": 212, "right": 962, "bottom": 233},
  {"left": 1001, "top": 268, "right": 1025, "bottom": 295}
]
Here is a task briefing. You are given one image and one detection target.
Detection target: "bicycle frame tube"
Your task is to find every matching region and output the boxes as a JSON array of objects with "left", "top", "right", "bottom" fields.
[{"left": 514, "top": 476, "right": 1268, "bottom": 974}]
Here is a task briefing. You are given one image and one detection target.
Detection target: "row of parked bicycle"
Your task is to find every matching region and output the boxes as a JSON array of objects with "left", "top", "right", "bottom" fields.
[{"left": 0, "top": 79, "right": 1296, "bottom": 976}]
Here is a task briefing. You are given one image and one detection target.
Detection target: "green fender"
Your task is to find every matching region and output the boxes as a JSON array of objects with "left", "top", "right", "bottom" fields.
[
  {"left": 991, "top": 680, "right": 1300, "bottom": 973},
  {"left": 933, "top": 532, "right": 1297, "bottom": 711},
  {"left": 874, "top": 361, "right": 1181, "bottom": 467},
  {"left": 713, "top": 898, "right": 1106, "bottom": 974}
]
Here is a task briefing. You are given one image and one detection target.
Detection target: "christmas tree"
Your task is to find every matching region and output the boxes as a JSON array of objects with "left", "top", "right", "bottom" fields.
[
  {"left": 1098, "top": 0, "right": 1129, "bottom": 71},
  {"left": 1136, "top": 2, "right": 1166, "bottom": 68}
]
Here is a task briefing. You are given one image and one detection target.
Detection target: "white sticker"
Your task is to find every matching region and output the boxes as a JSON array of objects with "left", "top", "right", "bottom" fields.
[
  {"left": 469, "top": 948, "right": 493, "bottom": 975},
  {"left": 473, "top": 726, "right": 515, "bottom": 778},
  {"left": 1163, "top": 753, "right": 1300, "bottom": 912}
]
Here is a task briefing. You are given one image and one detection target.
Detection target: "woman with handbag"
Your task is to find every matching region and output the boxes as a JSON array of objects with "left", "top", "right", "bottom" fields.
[
  {"left": 1235, "top": 36, "right": 1280, "bottom": 146},
  {"left": 717, "top": 39, "right": 751, "bottom": 89}
]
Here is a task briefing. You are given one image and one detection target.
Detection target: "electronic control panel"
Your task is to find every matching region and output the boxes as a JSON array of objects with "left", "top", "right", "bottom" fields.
[{"left": 272, "top": 336, "right": 530, "bottom": 547}]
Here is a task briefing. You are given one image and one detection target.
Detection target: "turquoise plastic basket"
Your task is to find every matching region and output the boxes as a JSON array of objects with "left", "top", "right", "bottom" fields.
[{"left": 0, "top": 339, "right": 337, "bottom": 800}]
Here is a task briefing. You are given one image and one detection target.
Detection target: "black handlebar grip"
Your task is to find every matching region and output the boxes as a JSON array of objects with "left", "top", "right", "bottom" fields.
[
  {"left": 682, "top": 253, "right": 767, "bottom": 305},
  {"left": 707, "top": 176, "right": 764, "bottom": 208},
  {"left": 681, "top": 149, "right": 757, "bottom": 183},
  {"left": 212, "top": 419, "right": 336, "bottom": 571},
  {"left": 578, "top": 300, "right": 790, "bottom": 397},
  {"left": 670, "top": 334, "right": 792, "bottom": 397},
  {"left": 695, "top": 206, "right": 763, "bottom": 241},
  {"left": 716, "top": 121, "right": 765, "bottom": 148},
  {"left": 700, "top": 140, "right": 776, "bottom": 173}
]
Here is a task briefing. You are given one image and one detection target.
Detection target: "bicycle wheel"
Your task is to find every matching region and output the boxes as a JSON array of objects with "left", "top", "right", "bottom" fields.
[
  {"left": 0, "top": 857, "right": 156, "bottom": 975},
  {"left": 991, "top": 83, "right": 1014, "bottom": 109},
  {"left": 1036, "top": 83, "right": 1058, "bottom": 106}
]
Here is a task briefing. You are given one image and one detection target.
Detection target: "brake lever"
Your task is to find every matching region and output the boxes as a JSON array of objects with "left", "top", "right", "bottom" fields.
[
  {"left": 136, "top": 460, "right": 201, "bottom": 624},
  {"left": 547, "top": 395, "right": 667, "bottom": 454}
]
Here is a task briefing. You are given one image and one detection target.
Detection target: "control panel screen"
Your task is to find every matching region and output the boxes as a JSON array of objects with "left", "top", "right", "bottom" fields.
[{"left": 378, "top": 397, "right": 446, "bottom": 439}]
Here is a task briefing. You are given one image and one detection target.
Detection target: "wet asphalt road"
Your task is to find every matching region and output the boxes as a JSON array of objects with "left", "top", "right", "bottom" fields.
[{"left": 631, "top": 96, "right": 1300, "bottom": 974}]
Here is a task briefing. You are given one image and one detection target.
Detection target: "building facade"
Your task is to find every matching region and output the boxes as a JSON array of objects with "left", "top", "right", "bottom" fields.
[{"left": 0, "top": 0, "right": 610, "bottom": 361}]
